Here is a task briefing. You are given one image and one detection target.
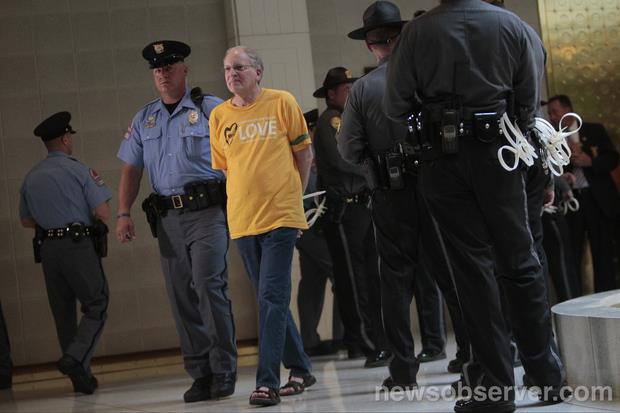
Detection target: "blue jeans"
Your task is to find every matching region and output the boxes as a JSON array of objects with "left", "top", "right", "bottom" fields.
[{"left": 235, "top": 227, "right": 312, "bottom": 389}]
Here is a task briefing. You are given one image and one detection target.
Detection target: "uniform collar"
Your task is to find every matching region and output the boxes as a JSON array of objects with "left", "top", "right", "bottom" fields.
[
  {"left": 157, "top": 89, "right": 195, "bottom": 115},
  {"left": 378, "top": 56, "right": 390, "bottom": 66},
  {"left": 47, "top": 150, "right": 69, "bottom": 158},
  {"left": 326, "top": 104, "right": 343, "bottom": 113}
]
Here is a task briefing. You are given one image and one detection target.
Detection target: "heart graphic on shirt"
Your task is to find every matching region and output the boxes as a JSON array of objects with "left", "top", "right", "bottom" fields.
[{"left": 224, "top": 123, "right": 238, "bottom": 145}]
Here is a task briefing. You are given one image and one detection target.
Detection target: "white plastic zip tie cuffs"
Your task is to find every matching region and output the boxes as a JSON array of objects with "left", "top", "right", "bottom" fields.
[
  {"left": 498, "top": 112, "right": 582, "bottom": 177},
  {"left": 303, "top": 190, "right": 327, "bottom": 227}
]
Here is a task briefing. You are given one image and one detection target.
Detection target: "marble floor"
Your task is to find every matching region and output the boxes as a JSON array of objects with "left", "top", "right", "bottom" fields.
[{"left": 1, "top": 350, "right": 619, "bottom": 413}]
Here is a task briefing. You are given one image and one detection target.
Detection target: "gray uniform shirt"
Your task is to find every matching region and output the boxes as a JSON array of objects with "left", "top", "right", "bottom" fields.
[
  {"left": 313, "top": 106, "right": 367, "bottom": 196},
  {"left": 338, "top": 57, "right": 408, "bottom": 166},
  {"left": 385, "top": 0, "right": 538, "bottom": 129},
  {"left": 20, "top": 151, "right": 112, "bottom": 229}
]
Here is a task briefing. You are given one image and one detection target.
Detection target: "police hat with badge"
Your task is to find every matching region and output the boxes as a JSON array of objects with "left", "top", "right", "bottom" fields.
[
  {"left": 142, "top": 40, "right": 191, "bottom": 69},
  {"left": 347, "top": 0, "right": 407, "bottom": 41},
  {"left": 33, "top": 111, "right": 76, "bottom": 142},
  {"left": 313, "top": 67, "right": 358, "bottom": 98}
]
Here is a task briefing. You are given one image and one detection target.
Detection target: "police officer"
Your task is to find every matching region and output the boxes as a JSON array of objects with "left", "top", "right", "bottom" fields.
[
  {"left": 19, "top": 111, "right": 111, "bottom": 394},
  {"left": 313, "top": 67, "right": 391, "bottom": 367},
  {"left": 296, "top": 109, "right": 343, "bottom": 356},
  {"left": 116, "top": 40, "right": 237, "bottom": 403},
  {"left": 0, "top": 300, "right": 11, "bottom": 390},
  {"left": 338, "top": 0, "right": 468, "bottom": 388},
  {"left": 386, "top": 2, "right": 565, "bottom": 412}
]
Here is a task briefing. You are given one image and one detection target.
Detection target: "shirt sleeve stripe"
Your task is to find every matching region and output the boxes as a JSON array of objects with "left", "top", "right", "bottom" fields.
[{"left": 290, "top": 133, "right": 309, "bottom": 146}]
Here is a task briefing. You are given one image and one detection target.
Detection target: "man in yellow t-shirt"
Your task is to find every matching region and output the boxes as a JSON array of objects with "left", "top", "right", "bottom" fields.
[{"left": 209, "top": 46, "right": 315, "bottom": 406}]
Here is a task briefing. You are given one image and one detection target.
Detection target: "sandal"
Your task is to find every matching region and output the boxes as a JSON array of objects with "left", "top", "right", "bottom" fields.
[
  {"left": 279, "top": 374, "right": 317, "bottom": 396},
  {"left": 249, "top": 387, "right": 280, "bottom": 406}
]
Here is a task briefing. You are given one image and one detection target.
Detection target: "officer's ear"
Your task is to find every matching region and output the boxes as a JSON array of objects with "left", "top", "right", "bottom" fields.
[{"left": 365, "top": 39, "right": 373, "bottom": 52}]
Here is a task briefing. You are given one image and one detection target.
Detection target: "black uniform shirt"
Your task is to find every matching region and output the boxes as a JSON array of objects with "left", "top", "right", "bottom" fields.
[
  {"left": 313, "top": 106, "right": 367, "bottom": 196},
  {"left": 385, "top": 0, "right": 539, "bottom": 129},
  {"left": 338, "top": 57, "right": 408, "bottom": 166}
]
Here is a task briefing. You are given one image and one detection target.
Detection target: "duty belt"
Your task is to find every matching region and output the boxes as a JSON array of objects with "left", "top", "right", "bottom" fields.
[
  {"left": 147, "top": 180, "right": 226, "bottom": 215},
  {"left": 343, "top": 191, "right": 370, "bottom": 205},
  {"left": 43, "top": 223, "right": 94, "bottom": 240},
  {"left": 157, "top": 193, "right": 198, "bottom": 210}
]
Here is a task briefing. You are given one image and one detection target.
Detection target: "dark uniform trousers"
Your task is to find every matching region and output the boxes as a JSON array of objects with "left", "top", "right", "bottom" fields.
[
  {"left": 156, "top": 205, "right": 237, "bottom": 379},
  {"left": 413, "top": 266, "right": 446, "bottom": 355},
  {"left": 419, "top": 137, "right": 564, "bottom": 393},
  {"left": 567, "top": 188, "right": 617, "bottom": 292},
  {"left": 417, "top": 193, "right": 471, "bottom": 364},
  {"left": 542, "top": 211, "right": 579, "bottom": 301},
  {"left": 371, "top": 176, "right": 419, "bottom": 382},
  {"left": 295, "top": 226, "right": 343, "bottom": 348},
  {"left": 500, "top": 154, "right": 554, "bottom": 360},
  {"left": 40, "top": 238, "right": 108, "bottom": 372},
  {"left": 323, "top": 203, "right": 387, "bottom": 353},
  {"left": 0, "top": 301, "right": 11, "bottom": 376}
]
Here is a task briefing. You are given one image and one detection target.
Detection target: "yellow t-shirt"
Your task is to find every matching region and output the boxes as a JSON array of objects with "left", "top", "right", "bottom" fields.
[{"left": 209, "top": 88, "right": 311, "bottom": 239}]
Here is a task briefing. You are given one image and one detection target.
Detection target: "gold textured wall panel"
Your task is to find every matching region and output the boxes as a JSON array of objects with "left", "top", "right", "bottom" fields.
[{"left": 538, "top": 0, "right": 620, "bottom": 144}]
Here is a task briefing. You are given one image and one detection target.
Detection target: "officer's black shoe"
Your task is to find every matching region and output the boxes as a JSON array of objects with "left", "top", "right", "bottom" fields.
[
  {"left": 381, "top": 376, "right": 416, "bottom": 391},
  {"left": 0, "top": 374, "right": 12, "bottom": 390},
  {"left": 90, "top": 375, "right": 99, "bottom": 389},
  {"left": 364, "top": 350, "right": 392, "bottom": 368},
  {"left": 305, "top": 341, "right": 335, "bottom": 357},
  {"left": 454, "top": 398, "right": 515, "bottom": 413},
  {"left": 211, "top": 373, "right": 236, "bottom": 399},
  {"left": 417, "top": 349, "right": 447, "bottom": 363},
  {"left": 447, "top": 356, "right": 468, "bottom": 373},
  {"left": 57, "top": 355, "right": 96, "bottom": 395},
  {"left": 522, "top": 374, "right": 571, "bottom": 404},
  {"left": 183, "top": 376, "right": 212, "bottom": 403}
]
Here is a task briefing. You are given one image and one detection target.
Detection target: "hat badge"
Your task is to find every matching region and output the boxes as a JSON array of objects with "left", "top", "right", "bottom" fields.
[
  {"left": 153, "top": 43, "right": 165, "bottom": 54},
  {"left": 345, "top": 70, "right": 352, "bottom": 79}
]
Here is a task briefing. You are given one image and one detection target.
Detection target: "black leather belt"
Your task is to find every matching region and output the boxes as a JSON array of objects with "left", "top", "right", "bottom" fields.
[
  {"left": 151, "top": 180, "right": 226, "bottom": 214},
  {"left": 43, "top": 223, "right": 93, "bottom": 240},
  {"left": 157, "top": 193, "right": 196, "bottom": 210}
]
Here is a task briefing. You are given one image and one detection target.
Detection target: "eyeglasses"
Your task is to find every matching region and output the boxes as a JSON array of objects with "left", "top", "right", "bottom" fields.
[{"left": 223, "top": 64, "right": 254, "bottom": 73}]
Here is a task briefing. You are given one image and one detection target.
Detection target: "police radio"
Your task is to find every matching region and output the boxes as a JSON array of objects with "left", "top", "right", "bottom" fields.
[
  {"left": 386, "top": 152, "right": 405, "bottom": 190},
  {"left": 441, "top": 109, "right": 459, "bottom": 154}
]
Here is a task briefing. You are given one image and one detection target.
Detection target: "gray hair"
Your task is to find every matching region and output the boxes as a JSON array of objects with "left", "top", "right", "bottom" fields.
[{"left": 225, "top": 46, "right": 264, "bottom": 72}]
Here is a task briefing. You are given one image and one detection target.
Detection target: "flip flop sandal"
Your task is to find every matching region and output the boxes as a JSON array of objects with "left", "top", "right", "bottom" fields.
[{"left": 249, "top": 387, "right": 280, "bottom": 406}]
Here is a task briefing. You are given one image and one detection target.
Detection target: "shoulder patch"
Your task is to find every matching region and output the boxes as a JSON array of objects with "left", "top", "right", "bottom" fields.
[
  {"left": 89, "top": 169, "right": 105, "bottom": 187},
  {"left": 330, "top": 116, "right": 341, "bottom": 132},
  {"left": 123, "top": 122, "right": 133, "bottom": 139}
]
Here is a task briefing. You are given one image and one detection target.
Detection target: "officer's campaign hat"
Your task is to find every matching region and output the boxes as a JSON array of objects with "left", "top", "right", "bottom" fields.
[
  {"left": 142, "top": 40, "right": 191, "bottom": 69},
  {"left": 313, "top": 67, "right": 358, "bottom": 98},
  {"left": 348, "top": 1, "right": 407, "bottom": 40},
  {"left": 33, "top": 111, "right": 76, "bottom": 141},
  {"left": 303, "top": 109, "right": 319, "bottom": 129}
]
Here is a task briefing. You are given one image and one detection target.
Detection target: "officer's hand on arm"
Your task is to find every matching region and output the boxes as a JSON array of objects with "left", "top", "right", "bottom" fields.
[{"left": 116, "top": 163, "right": 143, "bottom": 243}]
